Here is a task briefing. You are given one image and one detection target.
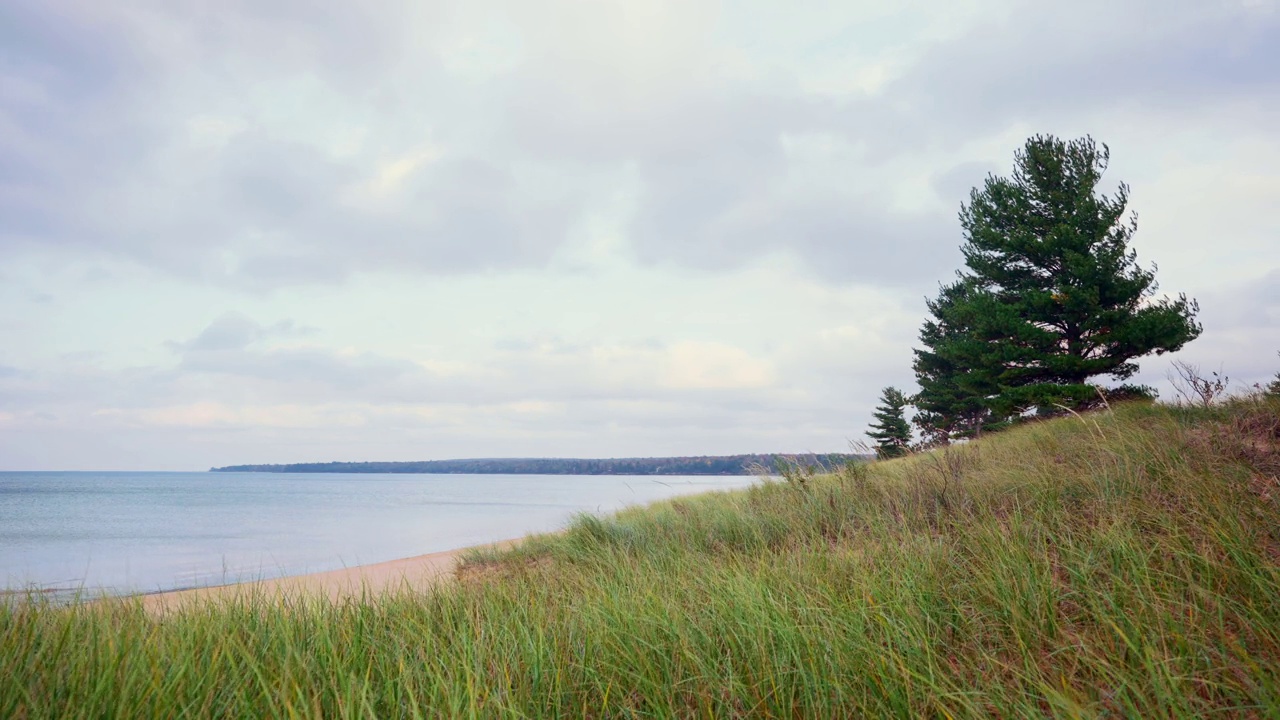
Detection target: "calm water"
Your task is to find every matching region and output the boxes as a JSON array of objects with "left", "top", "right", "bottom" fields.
[{"left": 0, "top": 471, "right": 757, "bottom": 595}]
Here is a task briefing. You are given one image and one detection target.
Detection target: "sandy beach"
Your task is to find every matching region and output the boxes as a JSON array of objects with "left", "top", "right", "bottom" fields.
[{"left": 140, "top": 538, "right": 521, "bottom": 613}]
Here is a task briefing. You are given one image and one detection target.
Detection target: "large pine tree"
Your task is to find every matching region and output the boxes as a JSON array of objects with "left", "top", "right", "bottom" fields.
[
  {"left": 915, "top": 135, "right": 1201, "bottom": 432},
  {"left": 867, "top": 386, "right": 912, "bottom": 458}
]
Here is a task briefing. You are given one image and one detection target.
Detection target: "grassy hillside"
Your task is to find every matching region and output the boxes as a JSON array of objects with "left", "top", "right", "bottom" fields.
[{"left": 4, "top": 399, "right": 1279, "bottom": 718}]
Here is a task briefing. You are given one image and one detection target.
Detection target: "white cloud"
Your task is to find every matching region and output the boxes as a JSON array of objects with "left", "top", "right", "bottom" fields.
[
  {"left": 94, "top": 402, "right": 367, "bottom": 430},
  {"left": 660, "top": 341, "right": 776, "bottom": 391}
]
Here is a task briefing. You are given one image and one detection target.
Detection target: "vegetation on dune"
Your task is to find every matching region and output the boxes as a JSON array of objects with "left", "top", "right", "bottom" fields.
[{"left": 6, "top": 398, "right": 1280, "bottom": 718}]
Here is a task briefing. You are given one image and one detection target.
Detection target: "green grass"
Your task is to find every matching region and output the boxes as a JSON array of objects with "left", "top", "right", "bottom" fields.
[{"left": 4, "top": 399, "right": 1280, "bottom": 718}]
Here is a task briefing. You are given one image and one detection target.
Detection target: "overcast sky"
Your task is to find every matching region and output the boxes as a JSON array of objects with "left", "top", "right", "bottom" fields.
[{"left": 1, "top": 0, "right": 1277, "bottom": 470}]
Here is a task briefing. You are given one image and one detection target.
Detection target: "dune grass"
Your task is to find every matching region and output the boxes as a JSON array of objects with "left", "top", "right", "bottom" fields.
[{"left": 3, "top": 399, "right": 1280, "bottom": 718}]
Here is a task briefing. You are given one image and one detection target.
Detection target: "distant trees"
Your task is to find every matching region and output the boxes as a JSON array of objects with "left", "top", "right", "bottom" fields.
[
  {"left": 911, "top": 135, "right": 1201, "bottom": 443},
  {"left": 210, "top": 454, "right": 867, "bottom": 476},
  {"left": 866, "top": 387, "right": 912, "bottom": 458}
]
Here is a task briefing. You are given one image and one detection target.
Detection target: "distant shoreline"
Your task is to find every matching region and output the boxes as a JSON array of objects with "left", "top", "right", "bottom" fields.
[{"left": 210, "top": 453, "right": 866, "bottom": 475}]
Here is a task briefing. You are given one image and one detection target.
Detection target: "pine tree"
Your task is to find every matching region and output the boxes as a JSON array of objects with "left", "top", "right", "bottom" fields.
[
  {"left": 914, "top": 135, "right": 1201, "bottom": 432},
  {"left": 867, "top": 386, "right": 912, "bottom": 459},
  {"left": 913, "top": 280, "right": 1008, "bottom": 444},
  {"left": 1266, "top": 352, "right": 1280, "bottom": 398}
]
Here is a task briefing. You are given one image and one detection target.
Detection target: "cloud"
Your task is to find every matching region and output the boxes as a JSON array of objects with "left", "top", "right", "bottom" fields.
[
  {"left": 5, "top": 0, "right": 1275, "bottom": 291},
  {"left": 1159, "top": 270, "right": 1280, "bottom": 386},
  {"left": 174, "top": 312, "right": 316, "bottom": 352},
  {"left": 93, "top": 402, "right": 360, "bottom": 430},
  {"left": 891, "top": 0, "right": 1280, "bottom": 141},
  {"left": 1, "top": 0, "right": 1278, "bottom": 469},
  {"left": 1, "top": 312, "right": 807, "bottom": 434},
  {"left": 0, "top": 2, "right": 577, "bottom": 288},
  {"left": 17, "top": 317, "right": 785, "bottom": 417},
  {"left": 660, "top": 341, "right": 775, "bottom": 390},
  {"left": 0, "top": 0, "right": 993, "bottom": 289}
]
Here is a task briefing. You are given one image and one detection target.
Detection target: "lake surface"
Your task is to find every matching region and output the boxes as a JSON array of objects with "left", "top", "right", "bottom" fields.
[{"left": 0, "top": 471, "right": 758, "bottom": 596}]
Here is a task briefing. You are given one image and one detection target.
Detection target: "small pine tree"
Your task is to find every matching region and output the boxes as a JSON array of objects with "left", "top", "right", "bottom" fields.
[
  {"left": 867, "top": 386, "right": 912, "bottom": 459},
  {"left": 1266, "top": 352, "right": 1280, "bottom": 398}
]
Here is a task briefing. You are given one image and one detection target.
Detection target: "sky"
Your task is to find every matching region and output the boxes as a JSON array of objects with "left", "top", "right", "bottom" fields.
[{"left": 1, "top": 0, "right": 1277, "bottom": 470}]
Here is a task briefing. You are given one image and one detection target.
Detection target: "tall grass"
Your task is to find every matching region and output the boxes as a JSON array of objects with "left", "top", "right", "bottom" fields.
[{"left": 3, "top": 400, "right": 1279, "bottom": 717}]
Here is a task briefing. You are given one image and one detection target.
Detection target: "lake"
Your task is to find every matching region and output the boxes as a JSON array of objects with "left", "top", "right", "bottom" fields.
[{"left": 0, "top": 471, "right": 758, "bottom": 596}]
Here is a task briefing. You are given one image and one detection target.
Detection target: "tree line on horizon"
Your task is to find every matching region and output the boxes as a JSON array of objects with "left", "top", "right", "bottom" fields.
[
  {"left": 211, "top": 453, "right": 868, "bottom": 476},
  {"left": 868, "top": 134, "right": 1209, "bottom": 458}
]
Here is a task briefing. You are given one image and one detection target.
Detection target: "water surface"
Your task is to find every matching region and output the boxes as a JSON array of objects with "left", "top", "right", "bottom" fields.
[{"left": 0, "top": 471, "right": 757, "bottom": 595}]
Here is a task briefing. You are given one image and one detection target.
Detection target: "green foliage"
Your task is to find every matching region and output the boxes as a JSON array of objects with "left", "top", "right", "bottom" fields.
[
  {"left": 914, "top": 135, "right": 1201, "bottom": 440},
  {"left": 867, "top": 386, "right": 912, "bottom": 458},
  {"left": 1092, "top": 383, "right": 1158, "bottom": 406},
  {"left": 1267, "top": 352, "right": 1280, "bottom": 398},
  {"left": 913, "top": 280, "right": 1010, "bottom": 443},
  {"left": 5, "top": 403, "right": 1280, "bottom": 718}
]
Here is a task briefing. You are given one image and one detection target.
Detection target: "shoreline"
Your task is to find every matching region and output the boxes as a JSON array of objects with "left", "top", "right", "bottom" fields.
[{"left": 137, "top": 538, "right": 523, "bottom": 613}]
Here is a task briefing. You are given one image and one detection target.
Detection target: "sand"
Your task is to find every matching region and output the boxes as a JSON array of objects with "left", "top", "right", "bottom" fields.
[{"left": 139, "top": 539, "right": 520, "bottom": 613}]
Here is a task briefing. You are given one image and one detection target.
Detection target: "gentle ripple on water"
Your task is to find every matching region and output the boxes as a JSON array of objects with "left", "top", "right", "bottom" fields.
[{"left": 0, "top": 471, "right": 758, "bottom": 595}]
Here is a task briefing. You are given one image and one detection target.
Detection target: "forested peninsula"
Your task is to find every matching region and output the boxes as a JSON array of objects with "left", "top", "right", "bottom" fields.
[{"left": 210, "top": 454, "right": 863, "bottom": 476}]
